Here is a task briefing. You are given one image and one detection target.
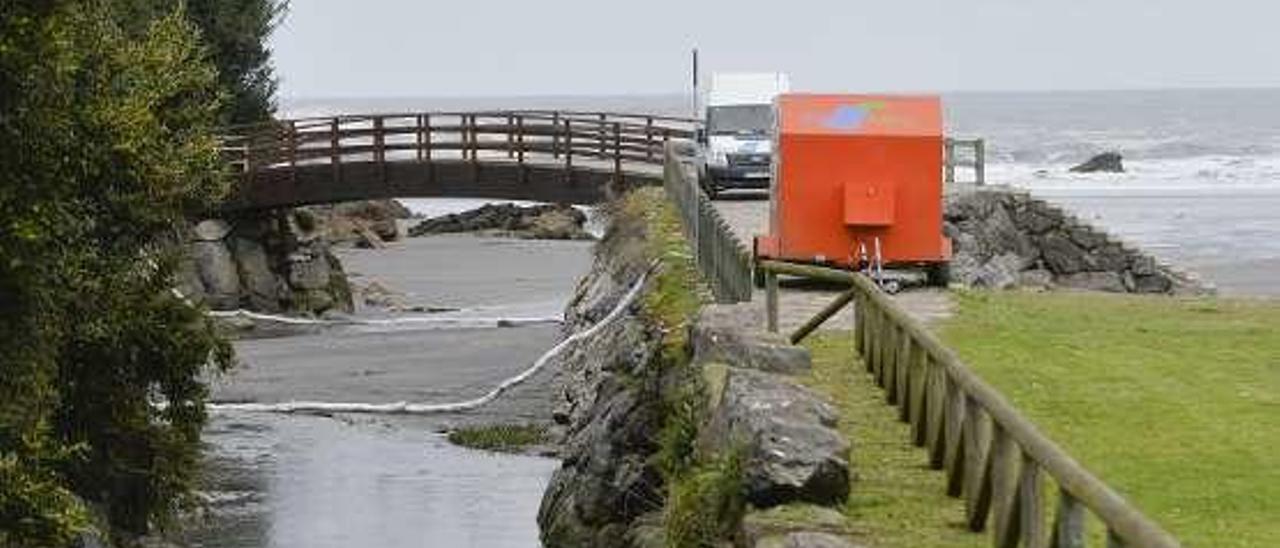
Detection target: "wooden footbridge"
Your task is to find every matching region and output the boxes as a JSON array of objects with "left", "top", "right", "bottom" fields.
[{"left": 219, "top": 110, "right": 700, "bottom": 209}]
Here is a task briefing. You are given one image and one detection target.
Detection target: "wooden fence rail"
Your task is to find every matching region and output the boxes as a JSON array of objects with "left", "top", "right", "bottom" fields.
[{"left": 756, "top": 259, "right": 1181, "bottom": 548}]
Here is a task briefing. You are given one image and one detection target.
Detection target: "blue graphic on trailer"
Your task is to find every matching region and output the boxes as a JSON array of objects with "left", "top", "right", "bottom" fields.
[{"left": 822, "top": 101, "right": 886, "bottom": 131}]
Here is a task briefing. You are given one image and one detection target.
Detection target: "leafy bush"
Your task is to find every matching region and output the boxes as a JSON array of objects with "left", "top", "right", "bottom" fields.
[{"left": 1, "top": 1, "right": 234, "bottom": 543}]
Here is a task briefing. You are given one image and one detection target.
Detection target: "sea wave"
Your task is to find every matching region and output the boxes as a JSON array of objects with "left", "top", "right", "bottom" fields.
[{"left": 983, "top": 153, "right": 1280, "bottom": 193}]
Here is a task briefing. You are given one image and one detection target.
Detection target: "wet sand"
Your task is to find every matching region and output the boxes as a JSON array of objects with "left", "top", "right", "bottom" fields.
[{"left": 184, "top": 233, "right": 594, "bottom": 547}]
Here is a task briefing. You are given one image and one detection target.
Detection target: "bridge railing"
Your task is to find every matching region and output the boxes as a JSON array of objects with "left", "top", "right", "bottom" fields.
[
  {"left": 220, "top": 110, "right": 700, "bottom": 187},
  {"left": 662, "top": 144, "right": 753, "bottom": 303}
]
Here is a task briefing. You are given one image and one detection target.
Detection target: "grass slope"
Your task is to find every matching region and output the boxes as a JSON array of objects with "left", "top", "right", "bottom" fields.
[
  {"left": 938, "top": 291, "right": 1280, "bottom": 547},
  {"left": 800, "top": 333, "right": 986, "bottom": 548}
]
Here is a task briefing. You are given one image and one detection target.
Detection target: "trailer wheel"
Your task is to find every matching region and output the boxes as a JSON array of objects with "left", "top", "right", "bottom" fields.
[{"left": 926, "top": 263, "right": 951, "bottom": 287}]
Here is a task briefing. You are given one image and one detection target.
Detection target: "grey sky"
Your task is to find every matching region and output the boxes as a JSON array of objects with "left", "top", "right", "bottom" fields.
[{"left": 271, "top": 0, "right": 1280, "bottom": 98}]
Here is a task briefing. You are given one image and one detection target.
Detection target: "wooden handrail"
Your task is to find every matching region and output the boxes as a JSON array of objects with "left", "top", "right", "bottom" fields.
[{"left": 755, "top": 259, "right": 1181, "bottom": 548}]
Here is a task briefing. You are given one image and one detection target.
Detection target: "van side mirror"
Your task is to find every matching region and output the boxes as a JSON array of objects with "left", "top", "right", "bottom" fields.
[{"left": 695, "top": 128, "right": 706, "bottom": 144}]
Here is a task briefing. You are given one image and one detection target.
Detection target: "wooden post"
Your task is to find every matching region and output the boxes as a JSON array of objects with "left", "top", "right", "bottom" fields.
[
  {"left": 789, "top": 287, "right": 856, "bottom": 344},
  {"left": 517, "top": 115, "right": 526, "bottom": 184},
  {"left": 1019, "top": 456, "right": 1046, "bottom": 548},
  {"left": 1051, "top": 489, "right": 1086, "bottom": 548},
  {"left": 330, "top": 117, "right": 340, "bottom": 184},
  {"left": 373, "top": 116, "right": 385, "bottom": 183},
  {"left": 990, "top": 427, "right": 1021, "bottom": 547},
  {"left": 507, "top": 114, "right": 515, "bottom": 159},
  {"left": 564, "top": 119, "right": 573, "bottom": 184},
  {"left": 597, "top": 113, "right": 606, "bottom": 156},
  {"left": 424, "top": 114, "right": 433, "bottom": 184},
  {"left": 975, "top": 139, "right": 986, "bottom": 185},
  {"left": 646, "top": 116, "right": 654, "bottom": 160},
  {"left": 765, "top": 270, "right": 779, "bottom": 333},
  {"left": 964, "top": 401, "right": 993, "bottom": 531},
  {"left": 944, "top": 378, "right": 967, "bottom": 497},
  {"left": 552, "top": 112, "right": 561, "bottom": 159},
  {"left": 416, "top": 115, "right": 424, "bottom": 163},
  {"left": 613, "top": 122, "right": 622, "bottom": 184}
]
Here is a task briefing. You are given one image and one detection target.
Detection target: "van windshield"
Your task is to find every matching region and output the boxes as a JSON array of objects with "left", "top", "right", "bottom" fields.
[{"left": 707, "top": 105, "right": 773, "bottom": 136}]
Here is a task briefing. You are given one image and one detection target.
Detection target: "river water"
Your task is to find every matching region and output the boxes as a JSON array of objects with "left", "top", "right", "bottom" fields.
[{"left": 175, "top": 228, "right": 595, "bottom": 547}]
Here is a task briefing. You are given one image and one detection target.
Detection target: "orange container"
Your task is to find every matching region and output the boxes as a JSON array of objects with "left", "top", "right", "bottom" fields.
[{"left": 756, "top": 94, "right": 950, "bottom": 268}]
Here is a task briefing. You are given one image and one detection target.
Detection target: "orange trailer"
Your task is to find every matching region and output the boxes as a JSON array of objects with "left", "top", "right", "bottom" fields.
[{"left": 755, "top": 94, "right": 950, "bottom": 271}]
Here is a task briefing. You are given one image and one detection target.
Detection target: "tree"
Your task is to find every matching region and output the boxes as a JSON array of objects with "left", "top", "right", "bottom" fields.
[
  {"left": 186, "top": 0, "right": 288, "bottom": 124},
  {"left": 0, "top": 1, "right": 233, "bottom": 543}
]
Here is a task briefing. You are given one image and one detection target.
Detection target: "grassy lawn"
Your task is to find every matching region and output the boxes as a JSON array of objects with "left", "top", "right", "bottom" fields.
[
  {"left": 799, "top": 333, "right": 986, "bottom": 548},
  {"left": 938, "top": 291, "right": 1280, "bottom": 547}
]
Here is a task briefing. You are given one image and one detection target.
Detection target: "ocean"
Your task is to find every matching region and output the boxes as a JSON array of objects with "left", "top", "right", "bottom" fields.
[{"left": 281, "top": 88, "right": 1280, "bottom": 296}]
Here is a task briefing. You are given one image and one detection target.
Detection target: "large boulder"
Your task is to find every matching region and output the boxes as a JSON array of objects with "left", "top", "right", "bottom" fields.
[
  {"left": 704, "top": 368, "right": 850, "bottom": 508},
  {"left": 301, "top": 199, "right": 410, "bottom": 246},
  {"left": 1069, "top": 152, "right": 1124, "bottom": 173},
  {"left": 191, "top": 240, "right": 240, "bottom": 309},
  {"left": 691, "top": 304, "right": 811, "bottom": 374}
]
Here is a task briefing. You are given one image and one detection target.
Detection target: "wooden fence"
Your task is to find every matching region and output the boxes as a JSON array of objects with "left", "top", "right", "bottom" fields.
[
  {"left": 946, "top": 137, "right": 986, "bottom": 185},
  {"left": 662, "top": 144, "right": 753, "bottom": 303},
  {"left": 756, "top": 259, "right": 1180, "bottom": 548}
]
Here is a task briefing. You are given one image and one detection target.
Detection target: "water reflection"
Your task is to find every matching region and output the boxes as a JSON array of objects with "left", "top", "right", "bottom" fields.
[{"left": 178, "top": 413, "right": 554, "bottom": 547}]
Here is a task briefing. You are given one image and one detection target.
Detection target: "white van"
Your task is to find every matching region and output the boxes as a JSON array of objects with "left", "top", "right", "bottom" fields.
[{"left": 699, "top": 72, "right": 790, "bottom": 197}]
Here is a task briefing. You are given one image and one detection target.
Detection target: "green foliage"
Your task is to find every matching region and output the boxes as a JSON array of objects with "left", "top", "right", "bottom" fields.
[
  {"left": 0, "top": 1, "right": 233, "bottom": 543},
  {"left": 185, "top": 0, "right": 287, "bottom": 124},
  {"left": 447, "top": 424, "right": 547, "bottom": 453},
  {"left": 663, "top": 450, "right": 745, "bottom": 548}
]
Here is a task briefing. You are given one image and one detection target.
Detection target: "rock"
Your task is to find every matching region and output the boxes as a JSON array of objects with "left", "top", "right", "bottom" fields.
[
  {"left": 1038, "top": 232, "right": 1094, "bottom": 274},
  {"left": 691, "top": 304, "right": 811, "bottom": 374},
  {"left": 1018, "top": 268, "right": 1054, "bottom": 289},
  {"left": 408, "top": 203, "right": 593, "bottom": 240},
  {"left": 360, "top": 281, "right": 404, "bottom": 309},
  {"left": 1067, "top": 223, "right": 1108, "bottom": 250},
  {"left": 1069, "top": 152, "right": 1124, "bottom": 173},
  {"left": 352, "top": 224, "right": 387, "bottom": 249},
  {"left": 192, "top": 219, "right": 232, "bottom": 241},
  {"left": 1056, "top": 271, "right": 1126, "bottom": 292},
  {"left": 1132, "top": 274, "right": 1173, "bottom": 294},
  {"left": 755, "top": 532, "right": 864, "bottom": 548},
  {"left": 704, "top": 368, "right": 850, "bottom": 508},
  {"left": 973, "top": 253, "right": 1029, "bottom": 290},
  {"left": 1013, "top": 203, "right": 1062, "bottom": 234},
  {"left": 191, "top": 240, "right": 240, "bottom": 309},
  {"left": 232, "top": 236, "right": 282, "bottom": 311},
  {"left": 287, "top": 252, "right": 332, "bottom": 290}
]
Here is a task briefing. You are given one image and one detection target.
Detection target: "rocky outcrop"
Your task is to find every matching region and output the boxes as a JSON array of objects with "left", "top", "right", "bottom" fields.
[
  {"left": 702, "top": 367, "right": 850, "bottom": 508},
  {"left": 692, "top": 303, "right": 811, "bottom": 374},
  {"left": 408, "top": 203, "right": 593, "bottom": 240},
  {"left": 944, "top": 189, "right": 1208, "bottom": 294},
  {"left": 300, "top": 199, "right": 412, "bottom": 248},
  {"left": 1069, "top": 152, "right": 1124, "bottom": 173},
  {"left": 181, "top": 210, "right": 354, "bottom": 315},
  {"left": 539, "top": 203, "right": 669, "bottom": 547}
]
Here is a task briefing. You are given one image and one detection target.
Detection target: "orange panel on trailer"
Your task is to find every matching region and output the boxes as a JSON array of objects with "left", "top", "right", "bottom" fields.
[{"left": 759, "top": 94, "right": 949, "bottom": 268}]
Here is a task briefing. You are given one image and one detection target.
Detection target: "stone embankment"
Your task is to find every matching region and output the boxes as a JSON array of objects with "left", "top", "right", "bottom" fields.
[
  {"left": 538, "top": 191, "right": 856, "bottom": 547},
  {"left": 945, "top": 188, "right": 1208, "bottom": 294}
]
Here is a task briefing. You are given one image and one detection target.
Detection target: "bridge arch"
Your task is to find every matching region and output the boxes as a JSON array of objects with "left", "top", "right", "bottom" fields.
[{"left": 220, "top": 110, "right": 699, "bottom": 210}]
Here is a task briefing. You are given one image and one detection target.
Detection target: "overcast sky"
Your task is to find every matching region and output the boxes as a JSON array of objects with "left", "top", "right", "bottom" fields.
[{"left": 270, "top": 0, "right": 1280, "bottom": 98}]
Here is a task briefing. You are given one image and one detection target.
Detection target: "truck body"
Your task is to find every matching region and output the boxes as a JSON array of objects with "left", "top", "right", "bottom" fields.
[{"left": 700, "top": 72, "right": 790, "bottom": 196}]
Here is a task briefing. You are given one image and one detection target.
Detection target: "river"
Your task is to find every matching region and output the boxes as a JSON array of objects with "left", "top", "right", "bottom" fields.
[{"left": 173, "top": 222, "right": 595, "bottom": 547}]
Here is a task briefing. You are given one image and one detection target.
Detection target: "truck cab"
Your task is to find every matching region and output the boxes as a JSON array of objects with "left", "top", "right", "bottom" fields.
[{"left": 700, "top": 72, "right": 790, "bottom": 197}]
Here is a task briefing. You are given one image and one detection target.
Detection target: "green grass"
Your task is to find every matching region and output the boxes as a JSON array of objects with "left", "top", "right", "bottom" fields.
[
  {"left": 938, "top": 291, "right": 1280, "bottom": 547},
  {"left": 799, "top": 333, "right": 986, "bottom": 548},
  {"left": 446, "top": 424, "right": 547, "bottom": 453}
]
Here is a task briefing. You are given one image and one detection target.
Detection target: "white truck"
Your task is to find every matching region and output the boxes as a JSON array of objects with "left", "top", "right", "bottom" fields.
[{"left": 699, "top": 72, "right": 790, "bottom": 197}]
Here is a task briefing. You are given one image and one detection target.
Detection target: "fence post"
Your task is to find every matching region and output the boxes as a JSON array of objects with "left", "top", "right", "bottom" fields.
[
  {"left": 613, "top": 122, "right": 623, "bottom": 186},
  {"left": 552, "top": 112, "right": 561, "bottom": 159},
  {"left": 975, "top": 138, "right": 986, "bottom": 185},
  {"left": 564, "top": 118, "right": 573, "bottom": 185},
  {"left": 765, "top": 270, "right": 779, "bottom": 333},
  {"left": 330, "top": 117, "right": 340, "bottom": 184},
  {"left": 597, "top": 113, "right": 606, "bottom": 156}
]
